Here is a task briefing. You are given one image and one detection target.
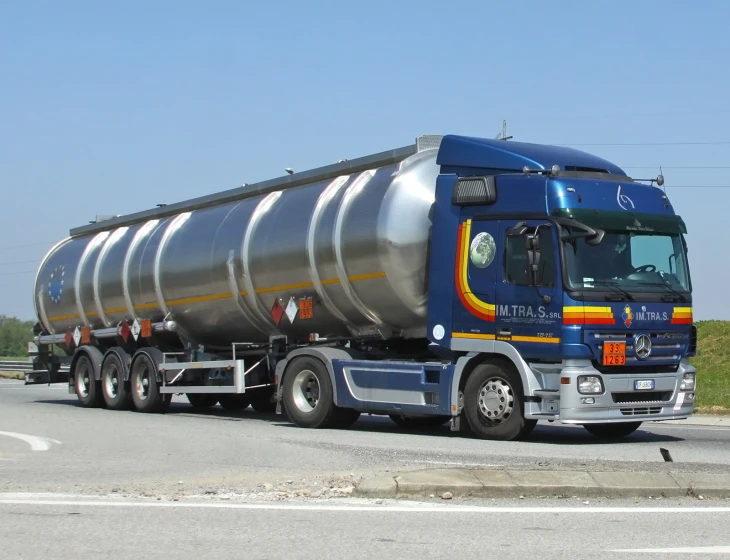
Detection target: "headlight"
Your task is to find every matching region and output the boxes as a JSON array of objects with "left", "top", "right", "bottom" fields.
[
  {"left": 680, "top": 372, "right": 695, "bottom": 391},
  {"left": 578, "top": 375, "right": 604, "bottom": 394}
]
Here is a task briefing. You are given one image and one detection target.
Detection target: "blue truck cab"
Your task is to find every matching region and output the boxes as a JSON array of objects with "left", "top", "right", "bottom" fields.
[{"left": 421, "top": 135, "right": 695, "bottom": 439}]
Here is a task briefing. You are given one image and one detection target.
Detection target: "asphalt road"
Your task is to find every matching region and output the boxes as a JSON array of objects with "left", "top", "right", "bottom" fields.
[
  {"left": 2, "top": 496, "right": 730, "bottom": 559},
  {"left": 3, "top": 380, "right": 730, "bottom": 559},
  {"left": 2, "top": 380, "right": 730, "bottom": 499}
]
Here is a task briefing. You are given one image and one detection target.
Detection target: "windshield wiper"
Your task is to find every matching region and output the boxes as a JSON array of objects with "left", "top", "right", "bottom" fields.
[
  {"left": 635, "top": 279, "right": 687, "bottom": 302},
  {"left": 587, "top": 280, "right": 635, "bottom": 301}
]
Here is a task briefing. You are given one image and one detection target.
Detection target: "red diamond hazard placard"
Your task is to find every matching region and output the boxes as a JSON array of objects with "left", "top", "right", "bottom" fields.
[
  {"left": 119, "top": 321, "right": 131, "bottom": 342},
  {"left": 271, "top": 299, "right": 284, "bottom": 326}
]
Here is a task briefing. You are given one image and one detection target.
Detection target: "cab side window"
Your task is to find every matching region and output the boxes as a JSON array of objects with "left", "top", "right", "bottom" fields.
[{"left": 504, "top": 226, "right": 555, "bottom": 288}]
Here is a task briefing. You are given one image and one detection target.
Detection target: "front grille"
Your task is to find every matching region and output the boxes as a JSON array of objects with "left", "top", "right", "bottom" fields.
[
  {"left": 612, "top": 391, "right": 672, "bottom": 404},
  {"left": 588, "top": 330, "right": 687, "bottom": 373},
  {"left": 620, "top": 406, "right": 663, "bottom": 416},
  {"left": 689, "top": 325, "right": 698, "bottom": 354}
]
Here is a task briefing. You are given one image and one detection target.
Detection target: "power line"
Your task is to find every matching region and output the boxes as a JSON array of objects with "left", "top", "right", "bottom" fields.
[
  {"left": 0, "top": 241, "right": 55, "bottom": 251},
  {"left": 622, "top": 166, "right": 730, "bottom": 169},
  {"left": 514, "top": 108, "right": 730, "bottom": 121},
  {"left": 0, "top": 269, "right": 36, "bottom": 277},
  {"left": 0, "top": 259, "right": 41, "bottom": 266},
  {"left": 558, "top": 141, "right": 730, "bottom": 147}
]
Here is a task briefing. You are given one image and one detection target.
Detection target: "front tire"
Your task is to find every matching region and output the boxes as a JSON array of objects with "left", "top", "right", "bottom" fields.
[
  {"left": 73, "top": 354, "right": 103, "bottom": 408},
  {"left": 463, "top": 362, "right": 535, "bottom": 441},
  {"left": 584, "top": 422, "right": 642, "bottom": 439}
]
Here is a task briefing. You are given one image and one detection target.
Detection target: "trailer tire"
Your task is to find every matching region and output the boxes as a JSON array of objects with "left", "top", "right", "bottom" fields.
[
  {"left": 101, "top": 351, "right": 132, "bottom": 410},
  {"left": 248, "top": 388, "right": 276, "bottom": 413},
  {"left": 73, "top": 354, "right": 103, "bottom": 408},
  {"left": 129, "top": 351, "right": 171, "bottom": 413},
  {"left": 218, "top": 394, "right": 250, "bottom": 411},
  {"left": 282, "top": 356, "right": 339, "bottom": 429},
  {"left": 187, "top": 394, "right": 219, "bottom": 409},
  {"left": 583, "top": 422, "right": 642, "bottom": 439},
  {"left": 389, "top": 414, "right": 451, "bottom": 430},
  {"left": 463, "top": 362, "right": 535, "bottom": 441}
]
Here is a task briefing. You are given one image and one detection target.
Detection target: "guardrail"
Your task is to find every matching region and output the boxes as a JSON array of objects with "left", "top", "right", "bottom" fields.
[{"left": 0, "top": 359, "right": 70, "bottom": 373}]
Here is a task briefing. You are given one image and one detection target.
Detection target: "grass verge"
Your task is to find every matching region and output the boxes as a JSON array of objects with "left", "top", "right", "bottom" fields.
[
  {"left": 0, "top": 371, "right": 24, "bottom": 380},
  {"left": 691, "top": 320, "right": 730, "bottom": 413}
]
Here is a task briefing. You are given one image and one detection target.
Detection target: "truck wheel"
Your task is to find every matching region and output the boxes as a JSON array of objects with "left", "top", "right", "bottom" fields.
[
  {"left": 187, "top": 394, "right": 219, "bottom": 409},
  {"left": 282, "top": 356, "right": 339, "bottom": 429},
  {"left": 248, "top": 388, "right": 276, "bottom": 413},
  {"left": 130, "top": 351, "right": 171, "bottom": 413},
  {"left": 218, "top": 394, "right": 250, "bottom": 411},
  {"left": 389, "top": 414, "right": 451, "bottom": 429},
  {"left": 333, "top": 408, "right": 361, "bottom": 428},
  {"left": 73, "top": 354, "right": 103, "bottom": 408},
  {"left": 101, "top": 351, "right": 131, "bottom": 410},
  {"left": 463, "top": 362, "right": 536, "bottom": 441},
  {"left": 584, "top": 422, "right": 642, "bottom": 439}
]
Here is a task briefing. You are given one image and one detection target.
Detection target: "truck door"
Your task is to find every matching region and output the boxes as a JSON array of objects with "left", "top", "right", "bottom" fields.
[
  {"left": 452, "top": 218, "right": 500, "bottom": 341},
  {"left": 495, "top": 219, "right": 562, "bottom": 361}
]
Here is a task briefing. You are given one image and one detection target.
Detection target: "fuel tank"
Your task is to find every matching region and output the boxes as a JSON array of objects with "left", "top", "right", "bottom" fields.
[{"left": 33, "top": 139, "right": 441, "bottom": 348}]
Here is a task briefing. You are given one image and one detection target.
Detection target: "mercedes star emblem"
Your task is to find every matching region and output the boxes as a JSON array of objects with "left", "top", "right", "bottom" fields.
[{"left": 634, "top": 334, "right": 652, "bottom": 360}]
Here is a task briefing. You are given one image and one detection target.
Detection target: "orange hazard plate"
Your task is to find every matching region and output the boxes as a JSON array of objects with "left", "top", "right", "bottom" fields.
[
  {"left": 299, "top": 298, "right": 313, "bottom": 320},
  {"left": 602, "top": 341, "right": 626, "bottom": 366}
]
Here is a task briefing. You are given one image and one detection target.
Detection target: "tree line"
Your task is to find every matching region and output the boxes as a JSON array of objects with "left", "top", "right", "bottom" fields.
[{"left": 0, "top": 315, "right": 35, "bottom": 357}]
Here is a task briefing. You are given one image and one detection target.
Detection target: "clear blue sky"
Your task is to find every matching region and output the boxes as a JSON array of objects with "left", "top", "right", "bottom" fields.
[{"left": 1, "top": 0, "right": 729, "bottom": 321}]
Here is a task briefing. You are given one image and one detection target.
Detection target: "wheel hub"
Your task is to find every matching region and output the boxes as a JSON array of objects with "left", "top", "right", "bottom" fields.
[
  {"left": 134, "top": 367, "right": 150, "bottom": 400},
  {"left": 292, "top": 369, "right": 320, "bottom": 413},
  {"left": 105, "top": 366, "right": 119, "bottom": 398},
  {"left": 76, "top": 365, "right": 91, "bottom": 398},
  {"left": 477, "top": 378, "right": 514, "bottom": 424}
]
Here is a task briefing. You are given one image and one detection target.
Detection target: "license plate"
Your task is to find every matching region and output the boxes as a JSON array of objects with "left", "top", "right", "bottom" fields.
[
  {"left": 602, "top": 341, "right": 626, "bottom": 366},
  {"left": 635, "top": 379, "right": 655, "bottom": 390}
]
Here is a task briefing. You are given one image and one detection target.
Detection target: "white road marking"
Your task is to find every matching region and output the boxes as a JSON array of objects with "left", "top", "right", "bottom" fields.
[
  {"left": 614, "top": 545, "right": 730, "bottom": 554},
  {"left": 1, "top": 497, "right": 730, "bottom": 513},
  {"left": 0, "top": 431, "right": 61, "bottom": 451},
  {"left": 0, "top": 385, "right": 66, "bottom": 390},
  {"left": 419, "top": 460, "right": 499, "bottom": 467}
]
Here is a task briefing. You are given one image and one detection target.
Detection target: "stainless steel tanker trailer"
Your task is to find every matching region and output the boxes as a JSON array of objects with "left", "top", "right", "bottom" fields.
[{"left": 28, "top": 133, "right": 696, "bottom": 441}]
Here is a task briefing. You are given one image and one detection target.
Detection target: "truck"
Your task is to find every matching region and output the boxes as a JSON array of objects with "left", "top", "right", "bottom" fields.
[{"left": 27, "top": 133, "right": 697, "bottom": 441}]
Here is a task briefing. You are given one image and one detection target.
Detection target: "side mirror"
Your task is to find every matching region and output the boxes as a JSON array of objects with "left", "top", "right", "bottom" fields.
[
  {"left": 585, "top": 229, "right": 605, "bottom": 245},
  {"left": 506, "top": 222, "right": 528, "bottom": 237},
  {"left": 525, "top": 233, "right": 542, "bottom": 286}
]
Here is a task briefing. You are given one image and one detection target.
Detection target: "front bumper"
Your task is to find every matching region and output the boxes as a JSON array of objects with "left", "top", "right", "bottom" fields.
[{"left": 557, "top": 359, "right": 696, "bottom": 424}]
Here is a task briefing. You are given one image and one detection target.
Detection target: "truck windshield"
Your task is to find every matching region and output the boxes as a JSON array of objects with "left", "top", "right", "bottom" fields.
[{"left": 562, "top": 229, "right": 690, "bottom": 295}]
